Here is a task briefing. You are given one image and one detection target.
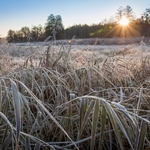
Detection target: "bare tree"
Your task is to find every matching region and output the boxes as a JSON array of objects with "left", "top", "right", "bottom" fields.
[
  {"left": 116, "top": 6, "right": 125, "bottom": 20},
  {"left": 141, "top": 7, "right": 150, "bottom": 24},
  {"left": 116, "top": 6, "right": 135, "bottom": 21},
  {"left": 125, "top": 5, "right": 135, "bottom": 21}
]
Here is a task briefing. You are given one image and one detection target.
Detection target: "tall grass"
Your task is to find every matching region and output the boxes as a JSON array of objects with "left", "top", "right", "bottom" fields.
[{"left": 0, "top": 39, "right": 150, "bottom": 149}]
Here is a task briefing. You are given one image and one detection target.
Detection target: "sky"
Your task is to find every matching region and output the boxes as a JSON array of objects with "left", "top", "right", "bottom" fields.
[{"left": 0, "top": 0, "right": 149, "bottom": 37}]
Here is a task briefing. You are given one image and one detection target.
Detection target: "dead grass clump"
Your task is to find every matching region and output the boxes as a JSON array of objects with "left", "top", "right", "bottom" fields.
[{"left": 1, "top": 41, "right": 150, "bottom": 149}]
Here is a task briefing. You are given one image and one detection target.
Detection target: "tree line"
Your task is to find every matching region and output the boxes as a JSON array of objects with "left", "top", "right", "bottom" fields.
[{"left": 6, "top": 6, "right": 150, "bottom": 43}]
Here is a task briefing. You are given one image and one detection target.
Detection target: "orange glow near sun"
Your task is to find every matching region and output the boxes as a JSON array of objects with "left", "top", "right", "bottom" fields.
[{"left": 119, "top": 16, "right": 129, "bottom": 26}]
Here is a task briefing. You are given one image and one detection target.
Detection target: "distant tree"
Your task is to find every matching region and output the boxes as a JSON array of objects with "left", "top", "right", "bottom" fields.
[
  {"left": 141, "top": 8, "right": 150, "bottom": 24},
  {"left": 108, "top": 16, "right": 115, "bottom": 24},
  {"left": 37, "top": 24, "right": 44, "bottom": 37},
  {"left": 16, "top": 30, "right": 24, "bottom": 42},
  {"left": 45, "top": 14, "right": 64, "bottom": 44},
  {"left": 141, "top": 7, "right": 150, "bottom": 36},
  {"left": 0, "top": 35, "right": 1, "bottom": 44},
  {"left": 31, "top": 26, "right": 38, "bottom": 41},
  {"left": 13, "top": 32, "right": 19, "bottom": 42},
  {"left": 20, "top": 27, "right": 30, "bottom": 42},
  {"left": 31, "top": 25, "right": 44, "bottom": 41},
  {"left": 100, "top": 19, "right": 108, "bottom": 26},
  {"left": 116, "top": 6, "right": 124, "bottom": 21},
  {"left": 116, "top": 6, "right": 135, "bottom": 22},
  {"left": 124, "top": 5, "right": 135, "bottom": 21},
  {"left": 7, "top": 30, "right": 15, "bottom": 43}
]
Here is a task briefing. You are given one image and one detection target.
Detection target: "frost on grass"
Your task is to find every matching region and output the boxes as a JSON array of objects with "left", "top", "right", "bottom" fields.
[{"left": 0, "top": 41, "right": 150, "bottom": 149}]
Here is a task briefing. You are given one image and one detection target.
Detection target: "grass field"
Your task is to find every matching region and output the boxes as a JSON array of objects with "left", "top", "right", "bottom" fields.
[{"left": 0, "top": 38, "right": 150, "bottom": 150}]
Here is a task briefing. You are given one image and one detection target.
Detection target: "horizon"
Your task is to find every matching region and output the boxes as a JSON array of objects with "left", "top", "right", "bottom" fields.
[{"left": 0, "top": 0, "right": 149, "bottom": 37}]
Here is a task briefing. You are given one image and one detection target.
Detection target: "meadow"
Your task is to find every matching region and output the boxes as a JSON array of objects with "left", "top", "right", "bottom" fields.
[{"left": 0, "top": 37, "right": 150, "bottom": 150}]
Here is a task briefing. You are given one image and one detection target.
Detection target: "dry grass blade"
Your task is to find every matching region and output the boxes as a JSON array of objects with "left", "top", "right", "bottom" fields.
[
  {"left": 1, "top": 131, "right": 12, "bottom": 150},
  {"left": 62, "top": 131, "right": 112, "bottom": 148},
  {"left": 25, "top": 137, "right": 31, "bottom": 150},
  {"left": 11, "top": 79, "right": 21, "bottom": 150},
  {"left": 78, "top": 100, "right": 95, "bottom": 138},
  {"left": 92, "top": 67, "right": 116, "bottom": 87},
  {"left": 82, "top": 95, "right": 134, "bottom": 150},
  {"left": 45, "top": 45, "right": 51, "bottom": 67},
  {"left": 109, "top": 103, "right": 134, "bottom": 150},
  {"left": 43, "top": 36, "right": 51, "bottom": 44},
  {"left": 19, "top": 130, "right": 53, "bottom": 148},
  {"left": 52, "top": 51, "right": 64, "bottom": 68},
  {"left": 1, "top": 125, "right": 9, "bottom": 149},
  {"left": 0, "top": 80, "right": 2, "bottom": 112},
  {"left": 0, "top": 112, "right": 13, "bottom": 129},
  {"left": 108, "top": 122, "right": 113, "bottom": 150},
  {"left": 18, "top": 81, "right": 79, "bottom": 150},
  {"left": 103, "top": 102, "right": 124, "bottom": 150},
  {"left": 79, "top": 97, "right": 88, "bottom": 131},
  {"left": 98, "top": 105, "right": 107, "bottom": 150},
  {"left": 33, "top": 142, "right": 41, "bottom": 150},
  {"left": 112, "top": 102, "right": 137, "bottom": 128},
  {"left": 67, "top": 94, "right": 74, "bottom": 136},
  {"left": 120, "top": 87, "right": 123, "bottom": 103},
  {"left": 123, "top": 110, "right": 150, "bottom": 124},
  {"left": 91, "top": 99, "right": 100, "bottom": 150},
  {"left": 136, "top": 88, "right": 143, "bottom": 115},
  {"left": 136, "top": 121, "right": 147, "bottom": 150},
  {"left": 0, "top": 112, "right": 14, "bottom": 149}
]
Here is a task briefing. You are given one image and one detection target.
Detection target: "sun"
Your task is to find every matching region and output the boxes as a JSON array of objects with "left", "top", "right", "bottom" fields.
[{"left": 119, "top": 16, "right": 129, "bottom": 26}]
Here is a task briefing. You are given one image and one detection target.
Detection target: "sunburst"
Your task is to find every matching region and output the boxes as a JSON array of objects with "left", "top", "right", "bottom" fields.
[{"left": 119, "top": 16, "right": 129, "bottom": 26}]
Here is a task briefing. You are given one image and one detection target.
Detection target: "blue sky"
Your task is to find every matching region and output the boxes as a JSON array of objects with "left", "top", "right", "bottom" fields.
[{"left": 0, "top": 0, "right": 149, "bottom": 37}]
